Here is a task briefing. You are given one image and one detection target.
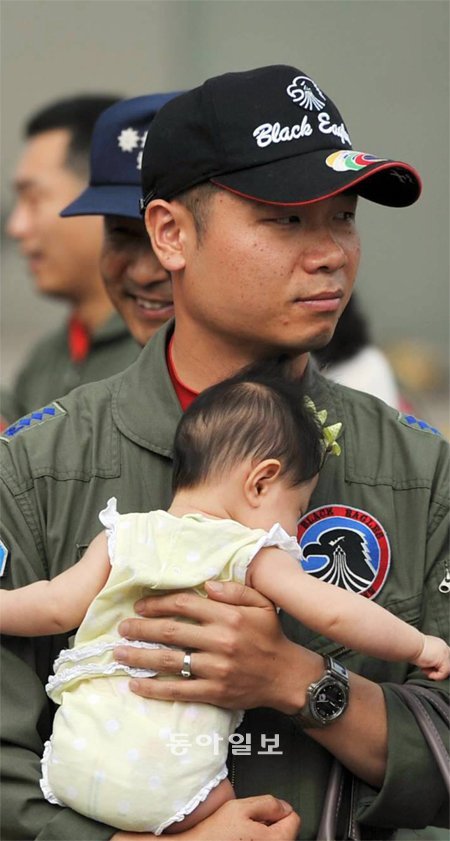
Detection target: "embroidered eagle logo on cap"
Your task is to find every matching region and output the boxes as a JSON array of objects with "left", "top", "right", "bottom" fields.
[{"left": 286, "top": 75, "right": 327, "bottom": 111}]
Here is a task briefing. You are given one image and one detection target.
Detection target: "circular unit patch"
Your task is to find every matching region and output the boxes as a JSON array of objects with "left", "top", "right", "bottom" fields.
[{"left": 297, "top": 505, "right": 391, "bottom": 600}]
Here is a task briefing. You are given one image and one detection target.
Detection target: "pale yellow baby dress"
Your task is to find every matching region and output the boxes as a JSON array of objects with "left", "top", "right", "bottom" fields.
[{"left": 41, "top": 498, "right": 300, "bottom": 833}]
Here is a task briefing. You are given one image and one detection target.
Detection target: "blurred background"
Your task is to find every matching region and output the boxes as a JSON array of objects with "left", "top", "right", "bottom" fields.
[{"left": 1, "top": 0, "right": 449, "bottom": 432}]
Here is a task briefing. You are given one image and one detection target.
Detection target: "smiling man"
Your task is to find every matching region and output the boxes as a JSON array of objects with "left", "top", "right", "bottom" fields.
[
  {"left": 1, "top": 67, "right": 448, "bottom": 841},
  {"left": 61, "top": 94, "right": 177, "bottom": 347}
]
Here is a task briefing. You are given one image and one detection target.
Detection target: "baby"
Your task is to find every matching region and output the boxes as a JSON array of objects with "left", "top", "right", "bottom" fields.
[{"left": 1, "top": 358, "right": 448, "bottom": 835}]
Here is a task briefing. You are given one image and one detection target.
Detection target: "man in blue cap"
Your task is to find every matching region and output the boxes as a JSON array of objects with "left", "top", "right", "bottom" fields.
[{"left": 61, "top": 93, "right": 177, "bottom": 348}]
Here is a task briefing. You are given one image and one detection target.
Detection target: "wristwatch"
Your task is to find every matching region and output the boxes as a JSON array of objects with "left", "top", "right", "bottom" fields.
[{"left": 292, "top": 655, "right": 349, "bottom": 728}]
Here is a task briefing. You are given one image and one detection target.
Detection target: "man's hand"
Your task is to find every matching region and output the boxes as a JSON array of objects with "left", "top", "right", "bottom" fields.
[
  {"left": 114, "top": 581, "right": 300, "bottom": 711},
  {"left": 112, "top": 795, "right": 300, "bottom": 840}
]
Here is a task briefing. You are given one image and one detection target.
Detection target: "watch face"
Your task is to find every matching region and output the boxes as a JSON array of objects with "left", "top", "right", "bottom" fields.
[{"left": 312, "top": 678, "right": 348, "bottom": 722}]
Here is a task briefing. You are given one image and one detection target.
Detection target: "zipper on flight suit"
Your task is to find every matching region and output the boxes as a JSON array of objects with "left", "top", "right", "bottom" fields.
[
  {"left": 230, "top": 752, "right": 237, "bottom": 787},
  {"left": 228, "top": 648, "right": 349, "bottom": 792},
  {"left": 438, "top": 560, "right": 450, "bottom": 593}
]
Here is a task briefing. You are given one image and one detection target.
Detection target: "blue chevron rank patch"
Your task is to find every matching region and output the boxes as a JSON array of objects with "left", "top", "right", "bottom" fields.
[
  {"left": 398, "top": 413, "right": 441, "bottom": 436},
  {"left": 0, "top": 539, "right": 8, "bottom": 577},
  {"left": 0, "top": 402, "right": 66, "bottom": 442}
]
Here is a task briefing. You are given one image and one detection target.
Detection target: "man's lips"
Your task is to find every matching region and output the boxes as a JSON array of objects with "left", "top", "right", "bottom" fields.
[
  {"left": 24, "top": 252, "right": 44, "bottom": 273},
  {"left": 136, "top": 297, "right": 173, "bottom": 310},
  {"left": 134, "top": 296, "right": 174, "bottom": 318},
  {"left": 293, "top": 290, "right": 343, "bottom": 311}
]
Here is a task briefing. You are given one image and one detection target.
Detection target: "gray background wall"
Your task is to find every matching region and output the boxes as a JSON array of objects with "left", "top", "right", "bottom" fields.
[{"left": 1, "top": 1, "right": 449, "bottom": 402}]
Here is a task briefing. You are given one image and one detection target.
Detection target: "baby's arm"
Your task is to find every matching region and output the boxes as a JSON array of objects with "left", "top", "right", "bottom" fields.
[
  {"left": 247, "top": 548, "right": 450, "bottom": 678},
  {"left": 0, "top": 531, "right": 110, "bottom": 636}
]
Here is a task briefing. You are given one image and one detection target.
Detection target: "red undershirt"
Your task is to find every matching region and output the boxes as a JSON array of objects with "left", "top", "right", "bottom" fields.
[
  {"left": 68, "top": 316, "right": 91, "bottom": 364},
  {"left": 167, "top": 336, "right": 199, "bottom": 411},
  {"left": 0, "top": 317, "right": 92, "bottom": 433}
]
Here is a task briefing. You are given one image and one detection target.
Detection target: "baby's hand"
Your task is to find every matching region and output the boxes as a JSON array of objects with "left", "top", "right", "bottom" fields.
[{"left": 414, "top": 634, "right": 450, "bottom": 680}]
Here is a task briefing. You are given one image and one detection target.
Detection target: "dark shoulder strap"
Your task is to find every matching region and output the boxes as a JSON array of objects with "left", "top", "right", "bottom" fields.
[{"left": 402, "top": 684, "right": 450, "bottom": 723}]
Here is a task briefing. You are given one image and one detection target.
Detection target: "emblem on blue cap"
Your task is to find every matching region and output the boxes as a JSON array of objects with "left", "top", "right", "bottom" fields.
[{"left": 117, "top": 127, "right": 148, "bottom": 169}]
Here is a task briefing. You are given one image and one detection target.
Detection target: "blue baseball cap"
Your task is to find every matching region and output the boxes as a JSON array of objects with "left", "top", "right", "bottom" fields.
[{"left": 61, "top": 92, "right": 181, "bottom": 219}]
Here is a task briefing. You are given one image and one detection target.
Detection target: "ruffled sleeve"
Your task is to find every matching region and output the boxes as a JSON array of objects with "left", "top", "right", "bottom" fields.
[
  {"left": 248, "top": 522, "right": 302, "bottom": 563},
  {"left": 98, "top": 497, "right": 119, "bottom": 563}
]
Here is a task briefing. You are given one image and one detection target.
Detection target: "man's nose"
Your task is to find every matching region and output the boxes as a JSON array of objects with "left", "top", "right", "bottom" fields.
[
  {"left": 300, "top": 229, "right": 348, "bottom": 274},
  {"left": 127, "top": 253, "right": 170, "bottom": 286},
  {"left": 6, "top": 203, "right": 30, "bottom": 241}
]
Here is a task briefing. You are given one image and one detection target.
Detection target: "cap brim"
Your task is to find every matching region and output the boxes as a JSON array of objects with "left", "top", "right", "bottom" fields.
[
  {"left": 61, "top": 184, "right": 142, "bottom": 219},
  {"left": 211, "top": 148, "right": 421, "bottom": 208}
]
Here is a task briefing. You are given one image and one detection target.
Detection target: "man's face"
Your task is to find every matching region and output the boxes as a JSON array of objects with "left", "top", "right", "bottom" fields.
[
  {"left": 101, "top": 216, "right": 173, "bottom": 346},
  {"left": 7, "top": 129, "right": 103, "bottom": 300},
  {"left": 173, "top": 190, "right": 360, "bottom": 356}
]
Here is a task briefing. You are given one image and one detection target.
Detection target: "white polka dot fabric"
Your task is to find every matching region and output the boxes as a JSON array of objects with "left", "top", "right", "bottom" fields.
[{"left": 42, "top": 501, "right": 299, "bottom": 832}]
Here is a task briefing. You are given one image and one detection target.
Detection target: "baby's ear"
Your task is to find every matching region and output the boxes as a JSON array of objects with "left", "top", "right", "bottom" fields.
[{"left": 244, "top": 459, "right": 281, "bottom": 506}]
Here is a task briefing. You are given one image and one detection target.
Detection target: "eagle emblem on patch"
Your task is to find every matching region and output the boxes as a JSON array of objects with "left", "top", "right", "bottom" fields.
[
  {"left": 297, "top": 505, "right": 391, "bottom": 600},
  {"left": 0, "top": 402, "right": 66, "bottom": 442}
]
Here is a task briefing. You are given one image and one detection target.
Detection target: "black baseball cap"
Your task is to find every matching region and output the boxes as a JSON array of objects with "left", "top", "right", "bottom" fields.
[
  {"left": 141, "top": 65, "right": 421, "bottom": 210},
  {"left": 62, "top": 93, "right": 181, "bottom": 219}
]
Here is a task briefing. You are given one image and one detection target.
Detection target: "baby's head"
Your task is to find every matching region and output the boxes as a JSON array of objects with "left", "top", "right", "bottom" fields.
[{"left": 172, "top": 358, "right": 326, "bottom": 533}]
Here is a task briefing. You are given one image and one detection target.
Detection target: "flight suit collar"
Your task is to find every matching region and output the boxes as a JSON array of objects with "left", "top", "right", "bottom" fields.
[
  {"left": 112, "top": 320, "right": 181, "bottom": 456},
  {"left": 302, "top": 357, "right": 344, "bottom": 435},
  {"left": 112, "top": 320, "right": 344, "bottom": 457}
]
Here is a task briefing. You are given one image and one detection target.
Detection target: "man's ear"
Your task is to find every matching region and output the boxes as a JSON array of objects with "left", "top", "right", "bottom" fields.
[
  {"left": 145, "top": 199, "right": 189, "bottom": 272},
  {"left": 244, "top": 459, "right": 282, "bottom": 507}
]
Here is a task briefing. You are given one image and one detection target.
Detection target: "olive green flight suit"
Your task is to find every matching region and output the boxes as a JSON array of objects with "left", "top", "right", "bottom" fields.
[
  {"left": 0, "top": 312, "right": 140, "bottom": 425},
  {"left": 0, "top": 323, "right": 448, "bottom": 840}
]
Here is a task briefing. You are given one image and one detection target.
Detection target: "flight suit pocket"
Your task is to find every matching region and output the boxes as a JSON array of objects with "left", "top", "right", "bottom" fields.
[{"left": 381, "top": 592, "right": 422, "bottom": 627}]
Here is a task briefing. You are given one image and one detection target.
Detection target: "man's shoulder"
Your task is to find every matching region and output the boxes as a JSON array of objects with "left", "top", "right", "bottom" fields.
[
  {"left": 333, "top": 378, "right": 444, "bottom": 441},
  {"left": 324, "top": 378, "right": 449, "bottom": 488},
  {"left": 6, "top": 327, "right": 70, "bottom": 422},
  {"left": 0, "top": 374, "right": 121, "bottom": 490}
]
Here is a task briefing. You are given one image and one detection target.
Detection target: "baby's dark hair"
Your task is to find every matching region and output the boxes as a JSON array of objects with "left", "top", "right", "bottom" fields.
[{"left": 172, "top": 358, "right": 325, "bottom": 494}]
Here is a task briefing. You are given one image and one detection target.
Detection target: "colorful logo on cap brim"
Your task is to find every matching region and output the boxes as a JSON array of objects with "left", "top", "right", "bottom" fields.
[
  {"left": 297, "top": 505, "right": 390, "bottom": 599},
  {"left": 326, "top": 151, "right": 386, "bottom": 172}
]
